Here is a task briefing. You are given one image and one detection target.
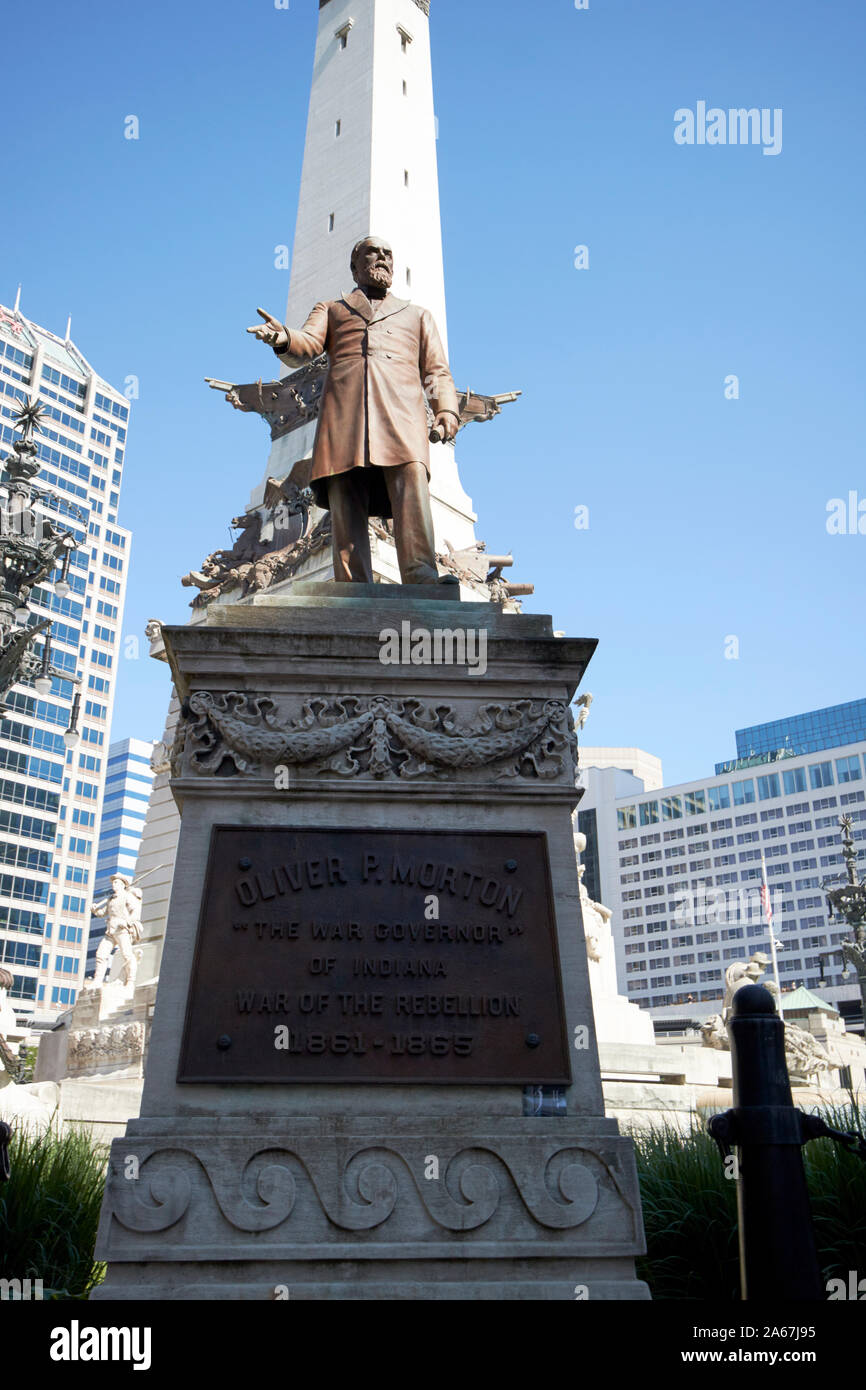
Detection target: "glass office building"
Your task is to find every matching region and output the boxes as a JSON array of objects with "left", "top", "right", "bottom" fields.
[
  {"left": 0, "top": 303, "right": 131, "bottom": 1023},
  {"left": 717, "top": 700, "right": 866, "bottom": 770}
]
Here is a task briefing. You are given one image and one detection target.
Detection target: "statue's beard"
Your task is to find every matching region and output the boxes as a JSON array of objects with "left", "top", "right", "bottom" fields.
[{"left": 360, "top": 264, "right": 393, "bottom": 296}]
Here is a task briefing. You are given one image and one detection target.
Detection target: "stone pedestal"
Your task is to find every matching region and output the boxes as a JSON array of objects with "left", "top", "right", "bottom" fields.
[{"left": 94, "top": 588, "right": 649, "bottom": 1299}]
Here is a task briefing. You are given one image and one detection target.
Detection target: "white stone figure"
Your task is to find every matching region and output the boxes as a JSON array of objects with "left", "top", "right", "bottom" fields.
[
  {"left": 575, "top": 692, "right": 594, "bottom": 731},
  {"left": 149, "top": 740, "right": 171, "bottom": 775},
  {"left": 90, "top": 876, "right": 143, "bottom": 989},
  {"left": 702, "top": 951, "right": 832, "bottom": 1081},
  {"left": 578, "top": 866, "right": 611, "bottom": 965},
  {"left": 722, "top": 953, "right": 769, "bottom": 1017},
  {"left": 574, "top": 832, "right": 612, "bottom": 967}
]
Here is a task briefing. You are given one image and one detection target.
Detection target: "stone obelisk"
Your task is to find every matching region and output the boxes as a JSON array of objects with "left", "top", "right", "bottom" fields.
[{"left": 251, "top": 0, "right": 477, "bottom": 558}]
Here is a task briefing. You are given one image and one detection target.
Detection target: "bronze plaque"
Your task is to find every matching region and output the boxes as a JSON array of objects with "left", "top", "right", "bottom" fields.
[{"left": 178, "top": 827, "right": 571, "bottom": 1085}]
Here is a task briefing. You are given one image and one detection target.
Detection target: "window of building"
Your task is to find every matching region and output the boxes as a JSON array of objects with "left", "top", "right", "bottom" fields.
[
  {"left": 783, "top": 767, "right": 807, "bottom": 796},
  {"left": 836, "top": 755, "right": 862, "bottom": 784},
  {"left": 640, "top": 802, "right": 660, "bottom": 826},
  {"left": 685, "top": 791, "right": 706, "bottom": 816},
  {"left": 617, "top": 806, "right": 636, "bottom": 831},
  {"left": 335, "top": 120, "right": 341, "bottom": 137},
  {"left": 809, "top": 762, "right": 834, "bottom": 790},
  {"left": 662, "top": 796, "right": 683, "bottom": 821},
  {"left": 708, "top": 785, "right": 731, "bottom": 811},
  {"left": 733, "top": 779, "right": 756, "bottom": 806},
  {"left": 757, "top": 773, "right": 781, "bottom": 800}
]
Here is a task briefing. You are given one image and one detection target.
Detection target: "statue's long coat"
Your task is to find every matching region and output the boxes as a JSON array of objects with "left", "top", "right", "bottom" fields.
[{"left": 276, "top": 289, "right": 458, "bottom": 516}]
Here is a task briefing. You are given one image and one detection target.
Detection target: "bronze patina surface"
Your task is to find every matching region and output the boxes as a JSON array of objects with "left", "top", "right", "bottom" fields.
[{"left": 178, "top": 827, "right": 571, "bottom": 1085}]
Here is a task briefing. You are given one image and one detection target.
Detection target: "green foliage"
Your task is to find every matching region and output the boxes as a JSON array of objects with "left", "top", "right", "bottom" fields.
[
  {"left": 632, "top": 1117, "right": 740, "bottom": 1301},
  {"left": 805, "top": 1100, "right": 866, "bottom": 1288},
  {"left": 0, "top": 1122, "right": 107, "bottom": 1299},
  {"left": 632, "top": 1103, "right": 866, "bottom": 1301}
]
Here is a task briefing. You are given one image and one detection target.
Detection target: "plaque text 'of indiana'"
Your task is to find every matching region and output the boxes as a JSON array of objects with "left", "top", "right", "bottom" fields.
[{"left": 178, "top": 828, "right": 571, "bottom": 1085}]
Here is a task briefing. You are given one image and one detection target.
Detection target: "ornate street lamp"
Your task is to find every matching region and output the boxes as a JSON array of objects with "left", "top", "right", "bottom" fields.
[
  {"left": 823, "top": 814, "right": 866, "bottom": 1033},
  {"left": 0, "top": 399, "right": 84, "bottom": 723}
]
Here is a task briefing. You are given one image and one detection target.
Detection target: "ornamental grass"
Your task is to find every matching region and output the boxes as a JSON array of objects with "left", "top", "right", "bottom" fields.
[
  {"left": 0, "top": 1120, "right": 106, "bottom": 1299},
  {"left": 632, "top": 1102, "right": 866, "bottom": 1300}
]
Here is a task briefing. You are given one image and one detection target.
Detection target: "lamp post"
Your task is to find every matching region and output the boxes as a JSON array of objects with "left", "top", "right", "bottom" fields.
[
  {"left": 823, "top": 815, "right": 866, "bottom": 1034},
  {"left": 0, "top": 399, "right": 84, "bottom": 729}
]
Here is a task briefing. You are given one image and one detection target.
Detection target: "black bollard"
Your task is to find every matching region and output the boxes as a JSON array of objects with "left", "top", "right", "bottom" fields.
[{"left": 711, "top": 984, "right": 823, "bottom": 1301}]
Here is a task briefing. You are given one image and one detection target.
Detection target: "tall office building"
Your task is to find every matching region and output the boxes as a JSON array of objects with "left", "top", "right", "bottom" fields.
[
  {"left": 0, "top": 300, "right": 131, "bottom": 1026},
  {"left": 578, "top": 706, "right": 866, "bottom": 1035},
  {"left": 85, "top": 738, "right": 155, "bottom": 975}
]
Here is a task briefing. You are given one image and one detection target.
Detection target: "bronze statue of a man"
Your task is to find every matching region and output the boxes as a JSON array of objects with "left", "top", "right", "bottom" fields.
[{"left": 248, "top": 237, "right": 460, "bottom": 586}]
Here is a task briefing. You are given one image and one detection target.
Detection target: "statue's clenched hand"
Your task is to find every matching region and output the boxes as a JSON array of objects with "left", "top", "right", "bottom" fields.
[
  {"left": 434, "top": 411, "right": 459, "bottom": 443},
  {"left": 247, "top": 307, "right": 289, "bottom": 352}
]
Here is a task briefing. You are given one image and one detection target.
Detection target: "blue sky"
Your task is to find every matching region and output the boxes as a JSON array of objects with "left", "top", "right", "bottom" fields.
[{"left": 2, "top": 0, "right": 864, "bottom": 785}]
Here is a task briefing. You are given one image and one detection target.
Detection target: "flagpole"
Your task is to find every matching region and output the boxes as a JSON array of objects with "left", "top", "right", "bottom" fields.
[{"left": 761, "top": 851, "right": 783, "bottom": 1011}]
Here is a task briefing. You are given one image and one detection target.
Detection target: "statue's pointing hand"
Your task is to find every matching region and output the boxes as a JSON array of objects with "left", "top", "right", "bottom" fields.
[{"left": 247, "top": 308, "right": 289, "bottom": 352}]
